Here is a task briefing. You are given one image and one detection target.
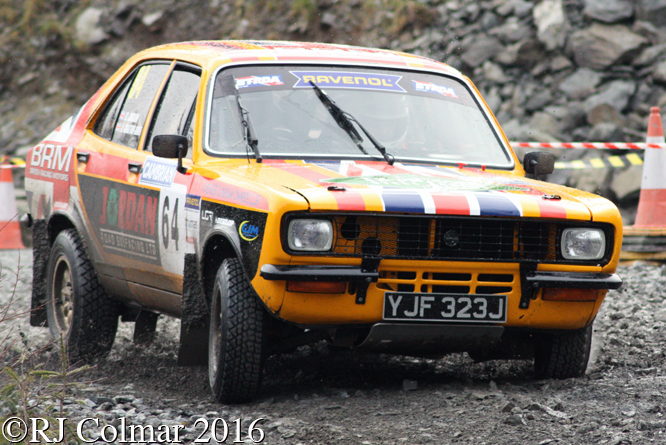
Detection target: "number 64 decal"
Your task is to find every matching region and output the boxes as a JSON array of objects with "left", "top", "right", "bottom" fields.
[
  {"left": 162, "top": 196, "right": 179, "bottom": 250},
  {"left": 157, "top": 185, "right": 187, "bottom": 275}
]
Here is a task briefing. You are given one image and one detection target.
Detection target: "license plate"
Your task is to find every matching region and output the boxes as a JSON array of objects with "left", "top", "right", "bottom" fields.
[{"left": 383, "top": 293, "right": 507, "bottom": 323}]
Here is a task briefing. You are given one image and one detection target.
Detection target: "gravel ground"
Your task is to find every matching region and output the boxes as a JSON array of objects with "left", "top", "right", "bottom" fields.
[{"left": 2, "top": 248, "right": 666, "bottom": 445}]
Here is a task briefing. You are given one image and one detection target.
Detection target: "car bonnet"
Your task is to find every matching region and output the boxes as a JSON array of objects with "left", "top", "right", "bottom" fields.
[{"left": 256, "top": 160, "right": 593, "bottom": 220}]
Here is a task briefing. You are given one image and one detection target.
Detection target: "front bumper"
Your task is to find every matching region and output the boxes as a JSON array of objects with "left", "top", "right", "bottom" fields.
[
  {"left": 260, "top": 264, "right": 379, "bottom": 283},
  {"left": 258, "top": 262, "right": 620, "bottom": 329},
  {"left": 524, "top": 271, "right": 622, "bottom": 289},
  {"left": 261, "top": 264, "right": 621, "bottom": 290}
]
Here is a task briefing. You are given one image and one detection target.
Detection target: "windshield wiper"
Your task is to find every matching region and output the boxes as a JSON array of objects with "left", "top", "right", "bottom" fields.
[
  {"left": 309, "top": 81, "right": 394, "bottom": 165},
  {"left": 221, "top": 74, "right": 261, "bottom": 163}
]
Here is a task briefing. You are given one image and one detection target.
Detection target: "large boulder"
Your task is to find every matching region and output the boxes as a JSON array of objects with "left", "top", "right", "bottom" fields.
[
  {"left": 460, "top": 35, "right": 504, "bottom": 67},
  {"left": 75, "top": 8, "right": 108, "bottom": 45},
  {"left": 633, "top": 42, "right": 666, "bottom": 67},
  {"left": 583, "top": 80, "right": 637, "bottom": 113},
  {"left": 495, "top": 39, "right": 544, "bottom": 67},
  {"left": 488, "top": 18, "right": 534, "bottom": 43},
  {"left": 652, "top": 60, "right": 666, "bottom": 84},
  {"left": 569, "top": 23, "right": 648, "bottom": 69},
  {"left": 583, "top": 0, "right": 634, "bottom": 23},
  {"left": 559, "top": 68, "right": 603, "bottom": 100},
  {"left": 636, "top": 0, "right": 666, "bottom": 27},
  {"left": 533, "top": 0, "right": 570, "bottom": 51}
]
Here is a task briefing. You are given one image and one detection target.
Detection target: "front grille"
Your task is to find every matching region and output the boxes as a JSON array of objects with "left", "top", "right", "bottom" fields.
[
  {"left": 377, "top": 270, "right": 517, "bottom": 295},
  {"left": 330, "top": 215, "right": 560, "bottom": 263}
]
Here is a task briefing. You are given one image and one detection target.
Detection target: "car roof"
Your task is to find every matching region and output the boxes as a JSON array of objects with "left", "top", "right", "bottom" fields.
[{"left": 134, "top": 40, "right": 462, "bottom": 77}]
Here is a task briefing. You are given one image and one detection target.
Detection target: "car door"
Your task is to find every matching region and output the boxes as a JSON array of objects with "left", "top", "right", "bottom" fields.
[
  {"left": 126, "top": 63, "right": 202, "bottom": 296},
  {"left": 76, "top": 60, "right": 200, "bottom": 314}
]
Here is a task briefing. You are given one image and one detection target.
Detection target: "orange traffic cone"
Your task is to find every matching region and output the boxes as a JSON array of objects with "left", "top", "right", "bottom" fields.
[
  {"left": 622, "top": 107, "right": 666, "bottom": 259},
  {"left": 0, "top": 166, "right": 25, "bottom": 250},
  {"left": 634, "top": 107, "right": 666, "bottom": 227}
]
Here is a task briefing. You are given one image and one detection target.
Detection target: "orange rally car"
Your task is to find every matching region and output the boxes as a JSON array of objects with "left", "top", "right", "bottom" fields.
[{"left": 24, "top": 40, "right": 622, "bottom": 403}]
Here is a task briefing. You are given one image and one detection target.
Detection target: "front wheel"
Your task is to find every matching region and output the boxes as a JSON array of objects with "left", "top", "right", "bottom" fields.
[
  {"left": 45, "top": 229, "right": 119, "bottom": 363},
  {"left": 208, "top": 257, "right": 267, "bottom": 404},
  {"left": 534, "top": 324, "right": 593, "bottom": 379}
]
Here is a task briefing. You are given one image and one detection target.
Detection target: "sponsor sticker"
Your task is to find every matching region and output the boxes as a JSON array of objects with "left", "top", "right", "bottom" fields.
[
  {"left": 77, "top": 177, "right": 162, "bottom": 264},
  {"left": 412, "top": 80, "right": 458, "bottom": 98},
  {"left": 239, "top": 221, "right": 260, "bottom": 241},
  {"left": 115, "top": 111, "right": 143, "bottom": 136},
  {"left": 215, "top": 217, "right": 235, "bottom": 227},
  {"left": 139, "top": 157, "right": 178, "bottom": 188},
  {"left": 185, "top": 194, "right": 201, "bottom": 210},
  {"left": 201, "top": 210, "right": 214, "bottom": 222},
  {"left": 323, "top": 174, "right": 524, "bottom": 192},
  {"left": 291, "top": 71, "right": 405, "bottom": 92},
  {"left": 30, "top": 144, "right": 73, "bottom": 173},
  {"left": 235, "top": 75, "right": 284, "bottom": 89}
]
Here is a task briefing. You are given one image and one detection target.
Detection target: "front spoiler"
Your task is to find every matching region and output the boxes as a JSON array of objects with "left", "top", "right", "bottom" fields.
[{"left": 356, "top": 323, "right": 504, "bottom": 355}]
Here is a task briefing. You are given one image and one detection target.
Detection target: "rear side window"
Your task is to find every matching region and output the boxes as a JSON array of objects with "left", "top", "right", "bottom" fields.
[
  {"left": 94, "top": 63, "right": 171, "bottom": 149},
  {"left": 146, "top": 67, "right": 201, "bottom": 158}
]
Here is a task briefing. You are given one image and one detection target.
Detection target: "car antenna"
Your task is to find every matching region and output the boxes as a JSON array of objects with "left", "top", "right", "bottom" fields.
[
  {"left": 309, "top": 81, "right": 394, "bottom": 165},
  {"left": 221, "top": 74, "right": 262, "bottom": 163}
]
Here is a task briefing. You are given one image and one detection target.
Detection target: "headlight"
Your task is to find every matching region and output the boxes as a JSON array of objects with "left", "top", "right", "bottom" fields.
[
  {"left": 288, "top": 219, "right": 333, "bottom": 251},
  {"left": 561, "top": 228, "right": 606, "bottom": 260}
]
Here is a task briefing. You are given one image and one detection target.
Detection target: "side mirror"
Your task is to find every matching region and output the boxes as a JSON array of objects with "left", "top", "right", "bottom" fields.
[
  {"left": 523, "top": 151, "right": 554, "bottom": 180},
  {"left": 153, "top": 135, "right": 188, "bottom": 174}
]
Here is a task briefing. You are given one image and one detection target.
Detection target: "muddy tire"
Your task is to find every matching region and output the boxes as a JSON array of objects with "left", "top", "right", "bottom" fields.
[
  {"left": 208, "top": 257, "right": 266, "bottom": 404},
  {"left": 45, "top": 229, "right": 119, "bottom": 363},
  {"left": 534, "top": 324, "right": 593, "bottom": 379}
]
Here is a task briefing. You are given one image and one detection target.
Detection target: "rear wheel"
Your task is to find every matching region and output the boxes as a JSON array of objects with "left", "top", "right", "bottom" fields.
[
  {"left": 45, "top": 229, "right": 119, "bottom": 363},
  {"left": 534, "top": 324, "right": 593, "bottom": 379},
  {"left": 208, "top": 257, "right": 267, "bottom": 404}
]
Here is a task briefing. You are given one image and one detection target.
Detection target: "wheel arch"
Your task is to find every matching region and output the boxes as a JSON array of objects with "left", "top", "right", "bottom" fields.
[
  {"left": 178, "top": 231, "right": 239, "bottom": 366},
  {"left": 200, "top": 230, "right": 243, "bottom": 305},
  {"left": 46, "top": 212, "right": 78, "bottom": 244}
]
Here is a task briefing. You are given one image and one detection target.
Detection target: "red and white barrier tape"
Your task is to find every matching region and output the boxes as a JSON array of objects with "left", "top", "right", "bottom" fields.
[
  {"left": 0, "top": 164, "right": 26, "bottom": 169},
  {"left": 511, "top": 142, "right": 666, "bottom": 150}
]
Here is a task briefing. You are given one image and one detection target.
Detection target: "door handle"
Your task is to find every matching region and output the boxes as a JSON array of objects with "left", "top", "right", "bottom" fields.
[
  {"left": 128, "top": 162, "right": 143, "bottom": 174},
  {"left": 77, "top": 152, "right": 90, "bottom": 163}
]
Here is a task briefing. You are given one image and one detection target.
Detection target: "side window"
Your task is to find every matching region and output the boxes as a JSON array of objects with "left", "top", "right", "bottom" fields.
[
  {"left": 93, "top": 63, "right": 171, "bottom": 149},
  {"left": 147, "top": 67, "right": 201, "bottom": 159}
]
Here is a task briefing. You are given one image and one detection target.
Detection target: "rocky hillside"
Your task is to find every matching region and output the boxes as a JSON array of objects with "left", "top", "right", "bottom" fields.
[{"left": 2, "top": 0, "right": 663, "bottom": 214}]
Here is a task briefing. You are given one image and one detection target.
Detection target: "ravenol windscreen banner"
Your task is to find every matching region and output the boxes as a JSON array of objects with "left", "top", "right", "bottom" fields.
[{"left": 291, "top": 71, "right": 405, "bottom": 92}]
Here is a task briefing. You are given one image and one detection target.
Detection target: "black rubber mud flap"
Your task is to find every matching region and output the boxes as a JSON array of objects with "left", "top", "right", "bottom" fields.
[
  {"left": 178, "top": 253, "right": 209, "bottom": 366},
  {"left": 30, "top": 219, "right": 49, "bottom": 327}
]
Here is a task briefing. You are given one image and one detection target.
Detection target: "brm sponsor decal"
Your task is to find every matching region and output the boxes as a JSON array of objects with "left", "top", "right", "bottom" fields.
[
  {"left": 412, "top": 80, "right": 458, "bottom": 98},
  {"left": 29, "top": 144, "right": 73, "bottom": 181},
  {"left": 79, "top": 176, "right": 161, "bottom": 264},
  {"left": 291, "top": 71, "right": 405, "bottom": 92},
  {"left": 239, "top": 221, "right": 260, "bottom": 241},
  {"left": 236, "top": 75, "right": 284, "bottom": 89},
  {"left": 139, "top": 158, "right": 178, "bottom": 188}
]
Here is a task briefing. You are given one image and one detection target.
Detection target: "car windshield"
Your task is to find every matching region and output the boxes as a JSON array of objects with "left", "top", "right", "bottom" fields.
[{"left": 206, "top": 65, "right": 512, "bottom": 167}]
